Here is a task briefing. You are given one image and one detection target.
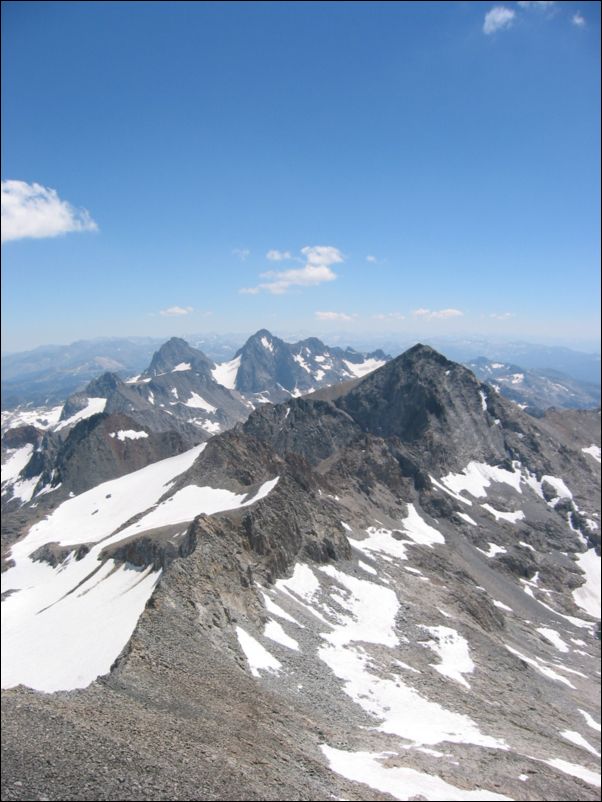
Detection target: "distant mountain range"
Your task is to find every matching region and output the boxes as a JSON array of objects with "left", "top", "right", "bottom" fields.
[
  {"left": 2, "top": 332, "right": 600, "bottom": 409},
  {"left": 466, "top": 357, "right": 601, "bottom": 414},
  {"left": 1, "top": 331, "right": 388, "bottom": 509}
]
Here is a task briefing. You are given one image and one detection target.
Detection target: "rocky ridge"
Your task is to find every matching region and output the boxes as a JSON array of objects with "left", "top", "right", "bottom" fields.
[{"left": 1, "top": 343, "right": 600, "bottom": 801}]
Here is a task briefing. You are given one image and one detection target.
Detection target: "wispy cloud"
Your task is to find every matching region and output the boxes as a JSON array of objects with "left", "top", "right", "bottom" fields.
[
  {"left": 517, "top": 1, "right": 555, "bottom": 9},
  {"left": 483, "top": 6, "right": 515, "bottom": 35},
  {"left": 572, "top": 11, "right": 586, "bottom": 27},
  {"left": 232, "top": 248, "right": 250, "bottom": 261},
  {"left": 243, "top": 245, "right": 344, "bottom": 295},
  {"left": 413, "top": 308, "right": 464, "bottom": 320},
  {"left": 489, "top": 311, "right": 515, "bottom": 320},
  {"left": 266, "top": 249, "right": 292, "bottom": 261},
  {"left": 315, "top": 311, "right": 355, "bottom": 322},
  {"left": 159, "top": 305, "right": 194, "bottom": 317},
  {"left": 372, "top": 312, "right": 405, "bottom": 321},
  {"left": 366, "top": 255, "right": 378, "bottom": 263},
  {"left": 1, "top": 179, "right": 98, "bottom": 243}
]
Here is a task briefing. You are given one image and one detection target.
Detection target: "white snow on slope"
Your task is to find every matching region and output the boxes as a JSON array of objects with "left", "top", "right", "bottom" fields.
[
  {"left": 2, "top": 445, "right": 279, "bottom": 693},
  {"left": 54, "top": 397, "right": 107, "bottom": 432},
  {"left": 343, "top": 357, "right": 386, "bottom": 378},
  {"left": 440, "top": 461, "right": 522, "bottom": 500},
  {"left": 311, "top": 565, "right": 505, "bottom": 749},
  {"left": 1, "top": 559, "right": 160, "bottom": 693},
  {"left": 544, "top": 758, "right": 601, "bottom": 787},
  {"left": 504, "top": 645, "right": 575, "bottom": 689},
  {"left": 109, "top": 430, "right": 149, "bottom": 441},
  {"left": 1, "top": 444, "right": 33, "bottom": 484},
  {"left": 560, "top": 730, "right": 601, "bottom": 757},
  {"left": 184, "top": 392, "right": 217, "bottom": 413},
  {"left": 476, "top": 542, "right": 507, "bottom": 558},
  {"left": 402, "top": 504, "right": 445, "bottom": 545},
  {"left": 264, "top": 620, "right": 299, "bottom": 651},
  {"left": 321, "top": 746, "right": 511, "bottom": 802},
  {"left": 11, "top": 475, "right": 41, "bottom": 503},
  {"left": 211, "top": 356, "right": 241, "bottom": 390},
  {"left": 579, "top": 710, "right": 601, "bottom": 732},
  {"left": 236, "top": 627, "right": 281, "bottom": 677},
  {"left": 260, "top": 336, "right": 274, "bottom": 352},
  {"left": 536, "top": 627, "right": 570, "bottom": 653},
  {"left": 7, "top": 444, "right": 207, "bottom": 558},
  {"left": 582, "top": 445, "right": 601, "bottom": 463},
  {"left": 293, "top": 353, "right": 311, "bottom": 373},
  {"left": 260, "top": 591, "right": 303, "bottom": 626},
  {"left": 421, "top": 626, "right": 475, "bottom": 689},
  {"left": 1, "top": 405, "right": 64, "bottom": 433},
  {"left": 572, "top": 549, "right": 601, "bottom": 618},
  {"left": 171, "top": 362, "right": 191, "bottom": 372},
  {"left": 115, "top": 477, "right": 279, "bottom": 539},
  {"left": 352, "top": 526, "right": 410, "bottom": 562},
  {"left": 481, "top": 504, "right": 525, "bottom": 524}
]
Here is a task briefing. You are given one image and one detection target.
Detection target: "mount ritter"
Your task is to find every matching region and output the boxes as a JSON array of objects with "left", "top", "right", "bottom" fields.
[{"left": 1, "top": 333, "right": 600, "bottom": 801}]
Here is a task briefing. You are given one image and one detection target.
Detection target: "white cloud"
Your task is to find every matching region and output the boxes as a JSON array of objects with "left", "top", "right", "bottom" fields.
[
  {"left": 413, "top": 308, "right": 464, "bottom": 320},
  {"left": 483, "top": 6, "right": 515, "bottom": 34},
  {"left": 366, "top": 255, "right": 377, "bottom": 263},
  {"left": 315, "top": 311, "right": 355, "bottom": 322},
  {"left": 232, "top": 248, "right": 250, "bottom": 260},
  {"left": 517, "top": 1, "right": 555, "bottom": 9},
  {"left": 1, "top": 179, "right": 98, "bottom": 243},
  {"left": 372, "top": 312, "right": 405, "bottom": 321},
  {"left": 243, "top": 245, "right": 344, "bottom": 295},
  {"left": 266, "top": 249, "right": 292, "bottom": 261},
  {"left": 572, "top": 12, "right": 586, "bottom": 27},
  {"left": 489, "top": 312, "right": 515, "bottom": 320},
  {"left": 159, "top": 306, "right": 193, "bottom": 317}
]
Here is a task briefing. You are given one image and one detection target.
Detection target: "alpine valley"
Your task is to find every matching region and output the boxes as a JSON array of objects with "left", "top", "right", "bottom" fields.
[{"left": 1, "top": 334, "right": 600, "bottom": 802}]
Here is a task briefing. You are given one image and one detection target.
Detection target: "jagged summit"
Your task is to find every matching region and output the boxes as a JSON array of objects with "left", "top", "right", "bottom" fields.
[
  {"left": 230, "top": 328, "right": 391, "bottom": 399},
  {"left": 144, "top": 337, "right": 214, "bottom": 378},
  {"left": 85, "top": 371, "right": 125, "bottom": 397}
]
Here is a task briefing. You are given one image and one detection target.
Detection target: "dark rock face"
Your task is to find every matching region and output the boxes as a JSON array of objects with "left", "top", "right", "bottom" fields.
[
  {"left": 144, "top": 337, "right": 215, "bottom": 378},
  {"left": 0, "top": 426, "right": 42, "bottom": 451}
]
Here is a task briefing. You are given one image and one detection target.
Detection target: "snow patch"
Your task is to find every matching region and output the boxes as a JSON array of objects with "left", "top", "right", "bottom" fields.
[
  {"left": 109, "top": 430, "right": 149, "bottom": 441},
  {"left": 1, "top": 444, "right": 33, "bottom": 484},
  {"left": 184, "top": 392, "right": 217, "bottom": 413},
  {"left": 343, "top": 357, "right": 386, "bottom": 378},
  {"left": 582, "top": 444, "right": 601, "bottom": 463},
  {"left": 236, "top": 627, "right": 281, "bottom": 677},
  {"left": 264, "top": 620, "right": 299, "bottom": 651},
  {"left": 211, "top": 355, "right": 241, "bottom": 390},
  {"left": 420, "top": 625, "right": 475, "bottom": 689},
  {"left": 536, "top": 628, "right": 570, "bottom": 653},
  {"left": 481, "top": 504, "right": 525, "bottom": 524},
  {"left": 321, "top": 746, "right": 511, "bottom": 801},
  {"left": 54, "top": 397, "right": 107, "bottom": 432},
  {"left": 572, "top": 549, "right": 601, "bottom": 618}
]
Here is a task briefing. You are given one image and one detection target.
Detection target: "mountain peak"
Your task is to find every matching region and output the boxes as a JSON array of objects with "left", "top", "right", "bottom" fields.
[
  {"left": 335, "top": 343, "right": 501, "bottom": 470},
  {"left": 85, "top": 372, "right": 124, "bottom": 397},
  {"left": 145, "top": 338, "right": 214, "bottom": 377}
]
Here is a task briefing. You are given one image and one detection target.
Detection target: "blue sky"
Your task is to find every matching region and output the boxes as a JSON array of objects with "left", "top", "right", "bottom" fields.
[{"left": 1, "top": 1, "right": 600, "bottom": 353}]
